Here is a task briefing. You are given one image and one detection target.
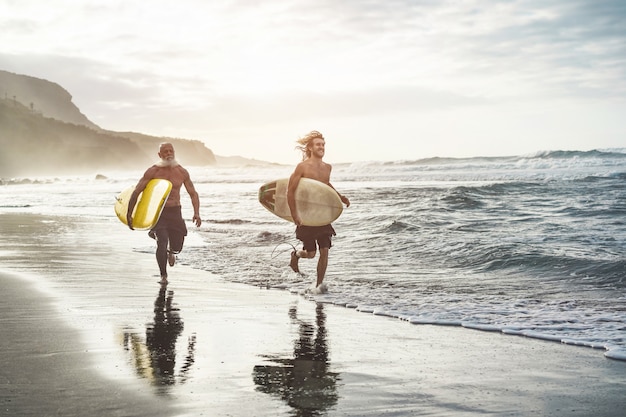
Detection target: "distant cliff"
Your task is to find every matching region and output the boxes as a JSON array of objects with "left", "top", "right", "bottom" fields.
[
  {"left": 1, "top": 99, "right": 145, "bottom": 175},
  {"left": 113, "top": 131, "right": 217, "bottom": 168},
  {"left": 0, "top": 70, "right": 217, "bottom": 177},
  {"left": 0, "top": 70, "right": 99, "bottom": 130}
]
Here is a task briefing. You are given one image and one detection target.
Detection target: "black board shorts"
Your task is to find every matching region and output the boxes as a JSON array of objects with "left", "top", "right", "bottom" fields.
[
  {"left": 296, "top": 224, "right": 336, "bottom": 251},
  {"left": 152, "top": 206, "right": 188, "bottom": 236}
]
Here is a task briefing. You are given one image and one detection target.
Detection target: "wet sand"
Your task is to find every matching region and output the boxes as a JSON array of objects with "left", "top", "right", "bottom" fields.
[
  {"left": 1, "top": 212, "right": 625, "bottom": 416},
  {"left": 1, "top": 270, "right": 177, "bottom": 417}
]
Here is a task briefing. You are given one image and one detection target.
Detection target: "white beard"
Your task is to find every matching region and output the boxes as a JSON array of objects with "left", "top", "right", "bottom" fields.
[{"left": 156, "top": 158, "right": 179, "bottom": 168}]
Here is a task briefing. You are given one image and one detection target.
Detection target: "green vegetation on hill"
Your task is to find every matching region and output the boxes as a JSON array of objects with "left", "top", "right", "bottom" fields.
[
  {"left": 0, "top": 70, "right": 217, "bottom": 177},
  {"left": 0, "top": 99, "right": 150, "bottom": 176},
  {"left": 0, "top": 69, "right": 98, "bottom": 129}
]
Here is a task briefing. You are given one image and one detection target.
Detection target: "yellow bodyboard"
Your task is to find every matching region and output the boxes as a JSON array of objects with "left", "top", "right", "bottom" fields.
[{"left": 114, "top": 179, "right": 172, "bottom": 230}]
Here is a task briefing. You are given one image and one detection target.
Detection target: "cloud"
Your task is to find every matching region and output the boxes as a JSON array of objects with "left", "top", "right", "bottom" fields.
[
  {"left": 4, "top": 0, "right": 624, "bottom": 100},
  {"left": 1, "top": 0, "right": 625, "bottom": 162},
  {"left": 432, "top": 0, "right": 626, "bottom": 98}
]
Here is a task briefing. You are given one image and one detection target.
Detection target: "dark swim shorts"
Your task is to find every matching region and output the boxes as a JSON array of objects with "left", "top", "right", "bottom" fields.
[
  {"left": 152, "top": 206, "right": 188, "bottom": 236},
  {"left": 295, "top": 224, "right": 336, "bottom": 252}
]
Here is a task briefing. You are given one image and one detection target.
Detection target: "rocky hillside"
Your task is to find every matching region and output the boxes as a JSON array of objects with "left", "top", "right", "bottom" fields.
[
  {"left": 0, "top": 70, "right": 99, "bottom": 130},
  {"left": 1, "top": 99, "right": 155, "bottom": 176},
  {"left": 0, "top": 70, "right": 217, "bottom": 177}
]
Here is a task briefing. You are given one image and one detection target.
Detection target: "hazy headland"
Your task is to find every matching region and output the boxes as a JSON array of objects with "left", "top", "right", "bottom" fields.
[{"left": 0, "top": 69, "right": 273, "bottom": 178}]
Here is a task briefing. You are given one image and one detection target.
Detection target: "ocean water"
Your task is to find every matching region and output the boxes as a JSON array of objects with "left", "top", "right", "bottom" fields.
[{"left": 2, "top": 149, "right": 625, "bottom": 361}]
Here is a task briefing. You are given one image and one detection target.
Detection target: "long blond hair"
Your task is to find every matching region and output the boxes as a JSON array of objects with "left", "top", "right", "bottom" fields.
[{"left": 295, "top": 130, "right": 324, "bottom": 161}]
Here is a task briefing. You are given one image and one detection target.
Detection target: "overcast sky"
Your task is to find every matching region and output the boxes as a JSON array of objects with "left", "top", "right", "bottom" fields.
[{"left": 1, "top": 0, "right": 625, "bottom": 163}]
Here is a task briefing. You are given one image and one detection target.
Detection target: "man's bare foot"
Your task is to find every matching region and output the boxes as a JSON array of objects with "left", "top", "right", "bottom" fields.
[
  {"left": 307, "top": 283, "right": 328, "bottom": 295},
  {"left": 289, "top": 251, "right": 300, "bottom": 273},
  {"left": 159, "top": 275, "right": 168, "bottom": 285},
  {"left": 168, "top": 250, "right": 176, "bottom": 267}
]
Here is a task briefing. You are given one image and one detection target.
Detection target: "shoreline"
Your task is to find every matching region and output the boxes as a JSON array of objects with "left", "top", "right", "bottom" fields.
[
  {"left": 1, "top": 212, "right": 625, "bottom": 416},
  {"left": 3, "top": 267, "right": 626, "bottom": 417},
  {"left": 0, "top": 269, "right": 178, "bottom": 417}
]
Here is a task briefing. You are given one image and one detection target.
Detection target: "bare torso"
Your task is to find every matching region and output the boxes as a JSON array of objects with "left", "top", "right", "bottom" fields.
[
  {"left": 295, "top": 159, "right": 332, "bottom": 184},
  {"left": 140, "top": 164, "right": 190, "bottom": 207}
]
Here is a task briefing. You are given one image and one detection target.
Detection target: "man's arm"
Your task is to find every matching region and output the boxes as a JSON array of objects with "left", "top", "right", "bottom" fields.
[
  {"left": 326, "top": 166, "right": 350, "bottom": 207},
  {"left": 327, "top": 182, "right": 351, "bottom": 207},
  {"left": 184, "top": 178, "right": 202, "bottom": 227},
  {"left": 287, "top": 164, "right": 304, "bottom": 226},
  {"left": 126, "top": 177, "right": 151, "bottom": 230}
]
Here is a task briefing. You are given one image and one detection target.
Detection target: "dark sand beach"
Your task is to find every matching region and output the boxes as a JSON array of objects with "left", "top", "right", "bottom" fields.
[{"left": 1, "top": 212, "right": 625, "bottom": 416}]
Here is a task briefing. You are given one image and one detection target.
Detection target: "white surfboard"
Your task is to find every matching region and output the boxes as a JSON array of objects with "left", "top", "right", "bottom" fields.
[
  {"left": 114, "top": 179, "right": 172, "bottom": 230},
  {"left": 258, "top": 178, "right": 343, "bottom": 226}
]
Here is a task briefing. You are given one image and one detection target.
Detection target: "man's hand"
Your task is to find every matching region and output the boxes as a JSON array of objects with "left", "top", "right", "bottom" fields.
[
  {"left": 126, "top": 214, "right": 134, "bottom": 230},
  {"left": 340, "top": 195, "right": 351, "bottom": 208},
  {"left": 192, "top": 214, "right": 202, "bottom": 227}
]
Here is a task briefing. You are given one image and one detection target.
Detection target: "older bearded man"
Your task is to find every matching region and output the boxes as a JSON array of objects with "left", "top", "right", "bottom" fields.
[{"left": 127, "top": 142, "right": 201, "bottom": 284}]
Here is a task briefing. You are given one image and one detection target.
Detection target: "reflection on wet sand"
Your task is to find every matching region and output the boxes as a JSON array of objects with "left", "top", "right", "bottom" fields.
[
  {"left": 253, "top": 302, "right": 339, "bottom": 416},
  {"left": 122, "top": 283, "right": 196, "bottom": 394}
]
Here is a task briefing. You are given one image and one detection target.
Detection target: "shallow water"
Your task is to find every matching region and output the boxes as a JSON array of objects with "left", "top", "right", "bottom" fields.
[{"left": 2, "top": 149, "right": 625, "bottom": 360}]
